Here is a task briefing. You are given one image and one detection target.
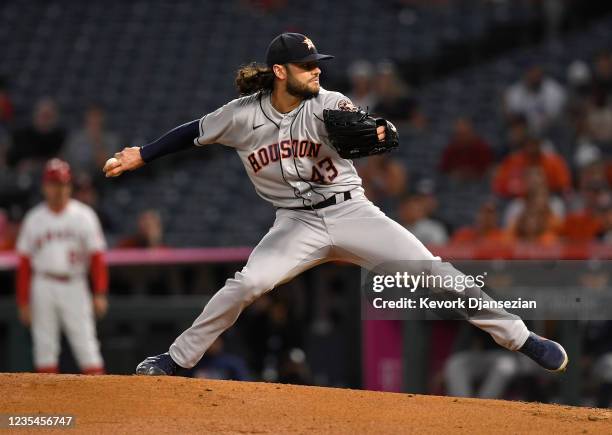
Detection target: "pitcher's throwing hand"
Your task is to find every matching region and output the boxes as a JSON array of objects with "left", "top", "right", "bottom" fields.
[{"left": 103, "top": 147, "right": 144, "bottom": 177}]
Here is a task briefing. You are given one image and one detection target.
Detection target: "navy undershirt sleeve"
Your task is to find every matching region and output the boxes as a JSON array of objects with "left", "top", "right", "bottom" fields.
[{"left": 139, "top": 119, "right": 199, "bottom": 163}]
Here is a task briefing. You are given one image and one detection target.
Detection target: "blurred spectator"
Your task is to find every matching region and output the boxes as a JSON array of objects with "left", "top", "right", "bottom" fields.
[
  {"left": 598, "top": 206, "right": 612, "bottom": 243},
  {"left": 358, "top": 155, "right": 408, "bottom": 216},
  {"left": 561, "top": 172, "right": 610, "bottom": 242},
  {"left": 504, "top": 64, "right": 567, "bottom": 134},
  {"left": 583, "top": 158, "right": 609, "bottom": 192},
  {"left": 187, "top": 337, "right": 249, "bottom": 381},
  {"left": 503, "top": 168, "right": 565, "bottom": 227},
  {"left": 114, "top": 209, "right": 183, "bottom": 295},
  {"left": 372, "top": 60, "right": 417, "bottom": 123},
  {"left": 407, "top": 108, "right": 429, "bottom": 132},
  {"left": 413, "top": 178, "right": 451, "bottom": 233},
  {"left": 63, "top": 104, "right": 120, "bottom": 177},
  {"left": 585, "top": 89, "right": 612, "bottom": 147},
  {"left": 398, "top": 194, "right": 448, "bottom": 245},
  {"left": 509, "top": 201, "right": 560, "bottom": 245},
  {"left": 347, "top": 60, "right": 378, "bottom": 110},
  {"left": 439, "top": 117, "right": 494, "bottom": 181},
  {"left": 568, "top": 56, "right": 611, "bottom": 165},
  {"left": 566, "top": 60, "right": 592, "bottom": 121},
  {"left": 73, "top": 173, "right": 114, "bottom": 231},
  {"left": 567, "top": 59, "right": 592, "bottom": 90},
  {"left": 572, "top": 115, "right": 602, "bottom": 169},
  {"left": 493, "top": 134, "right": 571, "bottom": 198},
  {"left": 118, "top": 209, "right": 164, "bottom": 248},
  {"left": 542, "top": 0, "right": 566, "bottom": 42},
  {"left": 451, "top": 201, "right": 509, "bottom": 245},
  {"left": 0, "top": 76, "right": 14, "bottom": 126},
  {"left": 592, "top": 50, "right": 612, "bottom": 102},
  {"left": 498, "top": 115, "right": 530, "bottom": 159},
  {"left": 8, "top": 98, "right": 66, "bottom": 168},
  {"left": 444, "top": 326, "right": 522, "bottom": 399},
  {"left": 567, "top": 60, "right": 592, "bottom": 92},
  {"left": 506, "top": 171, "right": 564, "bottom": 245}
]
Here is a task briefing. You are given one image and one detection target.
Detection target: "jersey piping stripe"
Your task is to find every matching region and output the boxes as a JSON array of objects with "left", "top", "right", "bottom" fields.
[
  {"left": 258, "top": 93, "right": 294, "bottom": 203},
  {"left": 288, "top": 102, "right": 328, "bottom": 206}
]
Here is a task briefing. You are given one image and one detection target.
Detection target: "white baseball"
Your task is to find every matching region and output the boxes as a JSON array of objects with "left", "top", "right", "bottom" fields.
[{"left": 104, "top": 157, "right": 121, "bottom": 176}]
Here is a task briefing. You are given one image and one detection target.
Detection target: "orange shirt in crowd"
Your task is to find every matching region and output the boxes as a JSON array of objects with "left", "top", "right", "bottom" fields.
[
  {"left": 493, "top": 151, "right": 571, "bottom": 198},
  {"left": 560, "top": 211, "right": 603, "bottom": 242},
  {"left": 506, "top": 211, "right": 562, "bottom": 246},
  {"left": 507, "top": 231, "right": 560, "bottom": 246},
  {"left": 451, "top": 227, "right": 510, "bottom": 245}
]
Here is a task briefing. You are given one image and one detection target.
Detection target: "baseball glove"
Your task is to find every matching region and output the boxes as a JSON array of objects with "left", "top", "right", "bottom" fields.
[{"left": 323, "top": 109, "right": 399, "bottom": 159}]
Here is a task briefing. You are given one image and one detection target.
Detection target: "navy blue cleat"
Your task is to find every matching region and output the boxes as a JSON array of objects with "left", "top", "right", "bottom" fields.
[
  {"left": 135, "top": 352, "right": 178, "bottom": 376},
  {"left": 519, "top": 332, "right": 569, "bottom": 372}
]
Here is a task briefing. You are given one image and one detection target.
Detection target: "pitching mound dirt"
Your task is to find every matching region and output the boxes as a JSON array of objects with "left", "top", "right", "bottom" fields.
[{"left": 1, "top": 373, "right": 611, "bottom": 434}]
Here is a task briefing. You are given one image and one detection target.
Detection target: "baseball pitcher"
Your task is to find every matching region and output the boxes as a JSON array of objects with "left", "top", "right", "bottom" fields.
[
  {"left": 17, "top": 158, "right": 108, "bottom": 374},
  {"left": 103, "top": 33, "right": 568, "bottom": 377}
]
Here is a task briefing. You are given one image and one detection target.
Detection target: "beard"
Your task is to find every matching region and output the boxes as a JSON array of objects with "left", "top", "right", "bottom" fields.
[{"left": 286, "top": 73, "right": 319, "bottom": 99}]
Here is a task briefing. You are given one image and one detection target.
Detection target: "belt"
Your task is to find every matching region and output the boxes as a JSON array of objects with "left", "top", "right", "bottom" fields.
[
  {"left": 40, "top": 272, "right": 73, "bottom": 282},
  {"left": 285, "top": 191, "right": 352, "bottom": 211}
]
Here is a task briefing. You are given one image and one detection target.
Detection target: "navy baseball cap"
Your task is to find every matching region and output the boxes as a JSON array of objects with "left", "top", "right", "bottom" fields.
[{"left": 266, "top": 33, "right": 334, "bottom": 67}]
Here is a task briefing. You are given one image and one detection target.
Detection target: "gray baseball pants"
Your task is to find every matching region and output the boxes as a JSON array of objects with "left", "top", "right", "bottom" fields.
[{"left": 169, "top": 192, "right": 529, "bottom": 368}]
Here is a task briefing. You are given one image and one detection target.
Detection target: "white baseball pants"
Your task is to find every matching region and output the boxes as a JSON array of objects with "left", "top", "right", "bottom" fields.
[{"left": 31, "top": 275, "right": 104, "bottom": 371}]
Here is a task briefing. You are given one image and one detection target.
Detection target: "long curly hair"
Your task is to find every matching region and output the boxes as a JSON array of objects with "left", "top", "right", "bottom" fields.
[{"left": 235, "top": 63, "right": 275, "bottom": 95}]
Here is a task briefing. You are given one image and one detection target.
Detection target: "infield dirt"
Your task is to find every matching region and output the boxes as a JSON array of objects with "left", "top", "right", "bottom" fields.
[{"left": 1, "top": 373, "right": 611, "bottom": 434}]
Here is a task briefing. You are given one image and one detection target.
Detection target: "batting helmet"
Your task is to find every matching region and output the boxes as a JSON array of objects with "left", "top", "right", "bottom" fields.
[{"left": 43, "top": 158, "right": 72, "bottom": 184}]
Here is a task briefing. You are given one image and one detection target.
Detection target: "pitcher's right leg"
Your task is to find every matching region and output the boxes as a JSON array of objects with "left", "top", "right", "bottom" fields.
[{"left": 137, "top": 211, "right": 332, "bottom": 375}]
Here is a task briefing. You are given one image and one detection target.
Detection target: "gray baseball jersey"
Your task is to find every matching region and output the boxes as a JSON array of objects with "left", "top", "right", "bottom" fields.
[
  {"left": 166, "top": 89, "right": 530, "bottom": 369},
  {"left": 194, "top": 88, "right": 364, "bottom": 208}
]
